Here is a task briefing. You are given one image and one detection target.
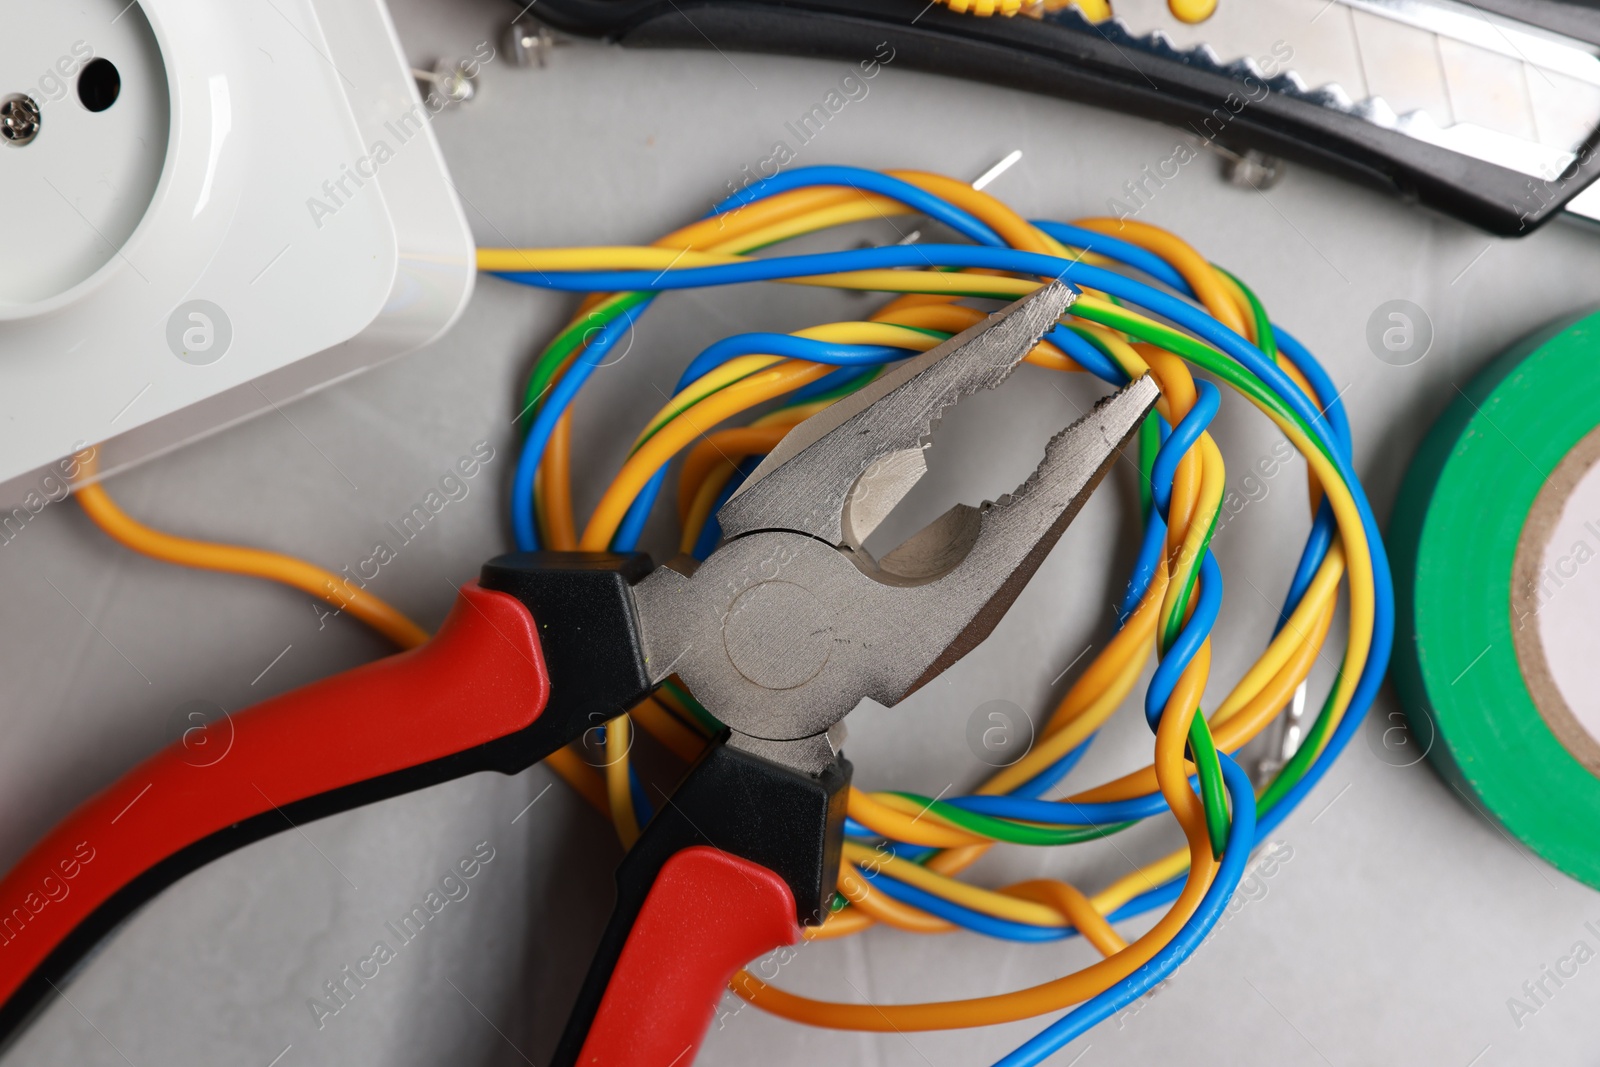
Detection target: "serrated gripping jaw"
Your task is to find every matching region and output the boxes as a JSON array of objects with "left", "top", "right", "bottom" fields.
[{"left": 631, "top": 283, "right": 1160, "bottom": 774}]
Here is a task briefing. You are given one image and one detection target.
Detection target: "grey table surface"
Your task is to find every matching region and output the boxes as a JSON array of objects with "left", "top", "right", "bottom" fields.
[{"left": 6, "top": 1, "right": 1600, "bottom": 1064}]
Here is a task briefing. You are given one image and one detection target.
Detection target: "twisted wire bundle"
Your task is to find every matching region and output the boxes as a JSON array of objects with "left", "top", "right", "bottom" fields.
[{"left": 478, "top": 165, "right": 1391, "bottom": 1063}]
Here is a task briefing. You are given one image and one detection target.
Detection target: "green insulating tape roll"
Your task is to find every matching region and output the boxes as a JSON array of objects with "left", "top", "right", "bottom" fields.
[{"left": 1391, "top": 308, "right": 1600, "bottom": 889}]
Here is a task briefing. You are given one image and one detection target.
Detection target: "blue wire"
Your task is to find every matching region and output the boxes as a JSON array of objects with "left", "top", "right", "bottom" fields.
[
  {"left": 493, "top": 238, "right": 1372, "bottom": 586},
  {"left": 1118, "top": 391, "right": 1237, "bottom": 651},
  {"left": 1043, "top": 324, "right": 1128, "bottom": 384},
  {"left": 710, "top": 166, "right": 1007, "bottom": 248},
  {"left": 1112, "top": 876, "right": 1185, "bottom": 919},
  {"left": 492, "top": 242, "right": 1336, "bottom": 446},
  {"left": 863, "top": 867, "right": 1076, "bottom": 943},
  {"left": 503, "top": 220, "right": 1346, "bottom": 470},
  {"left": 494, "top": 174, "right": 1394, "bottom": 1047},
  {"left": 491, "top": 246, "right": 1057, "bottom": 294},
  {"left": 608, "top": 333, "right": 914, "bottom": 550},
  {"left": 1272, "top": 325, "right": 1352, "bottom": 456},
  {"left": 495, "top": 242, "right": 1164, "bottom": 554},
  {"left": 950, "top": 787, "right": 1180, "bottom": 825},
  {"left": 1276, "top": 500, "right": 1335, "bottom": 630},
  {"left": 1010, "top": 737, "right": 1093, "bottom": 799},
  {"left": 1144, "top": 551, "right": 1223, "bottom": 730},
  {"left": 594, "top": 723, "right": 656, "bottom": 826},
  {"left": 613, "top": 466, "right": 669, "bottom": 552},
  {"left": 628, "top": 764, "right": 655, "bottom": 827},
  {"left": 690, "top": 457, "right": 759, "bottom": 560},
  {"left": 676, "top": 333, "right": 907, "bottom": 390},
  {"left": 1148, "top": 381, "right": 1220, "bottom": 517},
  {"left": 495, "top": 240, "right": 1395, "bottom": 712},
  {"left": 1029, "top": 220, "right": 1194, "bottom": 296},
  {"left": 1261, "top": 324, "right": 1350, "bottom": 630},
  {"left": 992, "top": 753, "right": 1257, "bottom": 1066},
  {"left": 506, "top": 249, "right": 1323, "bottom": 560},
  {"left": 989, "top": 595, "right": 1392, "bottom": 956},
  {"left": 1118, "top": 414, "right": 1172, "bottom": 622},
  {"left": 511, "top": 299, "right": 648, "bottom": 550},
  {"left": 974, "top": 548, "right": 1394, "bottom": 1052},
  {"left": 1120, "top": 508, "right": 1168, "bottom": 623},
  {"left": 789, "top": 363, "right": 879, "bottom": 405}
]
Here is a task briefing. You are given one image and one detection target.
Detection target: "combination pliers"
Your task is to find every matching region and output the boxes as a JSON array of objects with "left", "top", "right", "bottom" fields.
[{"left": 0, "top": 281, "right": 1157, "bottom": 1063}]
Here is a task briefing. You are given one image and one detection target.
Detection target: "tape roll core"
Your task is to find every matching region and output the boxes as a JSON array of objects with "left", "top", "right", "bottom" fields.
[{"left": 1512, "top": 424, "right": 1600, "bottom": 779}]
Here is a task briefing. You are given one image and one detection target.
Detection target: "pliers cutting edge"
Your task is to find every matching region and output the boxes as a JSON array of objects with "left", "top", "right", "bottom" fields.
[{"left": 0, "top": 282, "right": 1157, "bottom": 1063}]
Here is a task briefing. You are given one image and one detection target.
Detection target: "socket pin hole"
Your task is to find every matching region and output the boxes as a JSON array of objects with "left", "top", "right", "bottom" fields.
[{"left": 78, "top": 58, "right": 120, "bottom": 113}]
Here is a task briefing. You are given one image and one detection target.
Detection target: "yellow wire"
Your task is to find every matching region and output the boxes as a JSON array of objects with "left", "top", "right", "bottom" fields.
[
  {"left": 842, "top": 843, "right": 1067, "bottom": 927},
  {"left": 73, "top": 475, "right": 613, "bottom": 815},
  {"left": 604, "top": 714, "right": 640, "bottom": 847},
  {"left": 836, "top": 860, "right": 955, "bottom": 934},
  {"left": 532, "top": 268, "right": 1239, "bottom": 1000},
  {"left": 580, "top": 360, "right": 832, "bottom": 549},
  {"left": 771, "top": 308, "right": 1340, "bottom": 786},
  {"left": 628, "top": 323, "right": 938, "bottom": 450},
  {"left": 630, "top": 696, "right": 710, "bottom": 762},
  {"left": 73, "top": 480, "right": 429, "bottom": 650},
  {"left": 586, "top": 315, "right": 1231, "bottom": 1024},
  {"left": 846, "top": 789, "right": 989, "bottom": 849},
  {"left": 65, "top": 180, "right": 1333, "bottom": 1033},
  {"left": 491, "top": 178, "right": 1375, "bottom": 1033}
]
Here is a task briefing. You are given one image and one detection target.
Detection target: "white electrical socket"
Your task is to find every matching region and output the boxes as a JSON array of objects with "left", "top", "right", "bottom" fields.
[{"left": 0, "top": 0, "right": 475, "bottom": 506}]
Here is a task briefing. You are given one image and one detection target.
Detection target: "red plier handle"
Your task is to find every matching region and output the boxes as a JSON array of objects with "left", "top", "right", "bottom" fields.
[
  {"left": 0, "top": 573, "right": 558, "bottom": 1039},
  {"left": 551, "top": 742, "right": 850, "bottom": 1066},
  {"left": 0, "top": 553, "right": 847, "bottom": 1067}
]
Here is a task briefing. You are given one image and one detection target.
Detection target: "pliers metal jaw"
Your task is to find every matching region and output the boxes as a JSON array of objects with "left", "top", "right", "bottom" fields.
[
  {"left": 547, "top": 282, "right": 1156, "bottom": 1063},
  {"left": 0, "top": 283, "right": 1156, "bottom": 1066},
  {"left": 634, "top": 281, "right": 1159, "bottom": 778}
]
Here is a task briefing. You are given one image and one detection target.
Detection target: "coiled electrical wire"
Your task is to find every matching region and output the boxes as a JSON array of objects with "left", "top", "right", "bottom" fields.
[{"left": 478, "top": 165, "right": 1389, "bottom": 1062}]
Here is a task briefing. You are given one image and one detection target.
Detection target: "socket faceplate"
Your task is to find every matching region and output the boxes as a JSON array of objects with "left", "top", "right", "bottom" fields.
[
  {"left": 0, "top": 0, "right": 475, "bottom": 503},
  {"left": 1, "top": 1, "right": 168, "bottom": 304}
]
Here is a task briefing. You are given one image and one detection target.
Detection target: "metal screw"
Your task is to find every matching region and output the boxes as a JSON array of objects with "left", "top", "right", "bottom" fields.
[
  {"left": 1, "top": 94, "right": 41, "bottom": 146},
  {"left": 1222, "top": 148, "right": 1286, "bottom": 190},
  {"left": 412, "top": 59, "right": 477, "bottom": 107},
  {"left": 507, "top": 20, "right": 568, "bottom": 67}
]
